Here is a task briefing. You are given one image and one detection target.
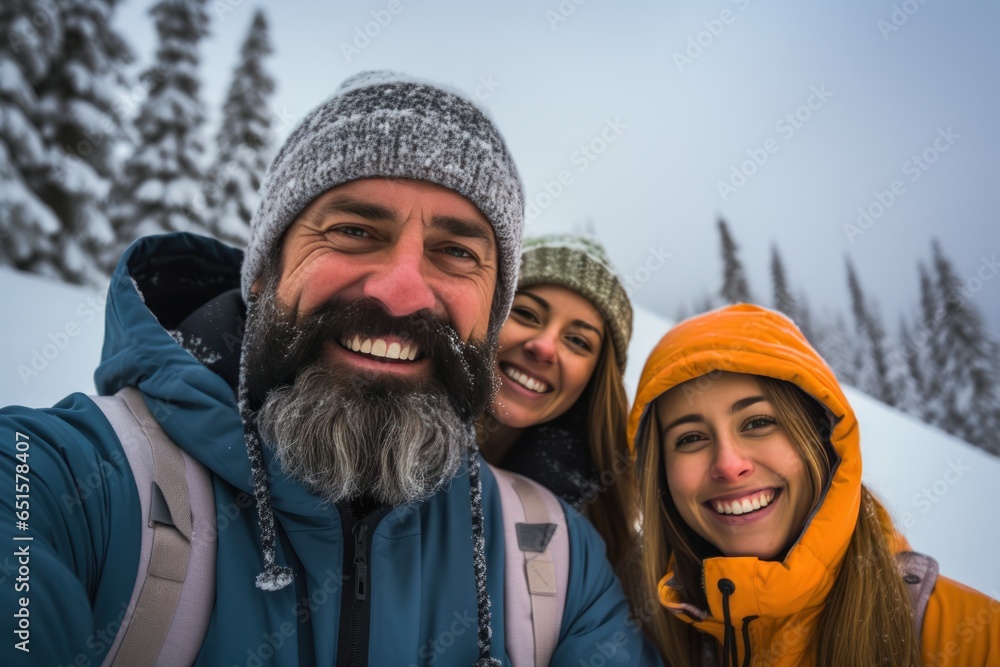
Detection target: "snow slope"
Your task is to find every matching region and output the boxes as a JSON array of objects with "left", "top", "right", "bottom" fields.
[{"left": 2, "top": 267, "right": 997, "bottom": 598}]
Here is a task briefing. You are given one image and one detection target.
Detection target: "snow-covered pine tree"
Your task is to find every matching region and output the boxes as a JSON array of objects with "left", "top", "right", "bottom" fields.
[
  {"left": 810, "top": 310, "right": 858, "bottom": 386},
  {"left": 897, "top": 316, "right": 923, "bottom": 399},
  {"left": 793, "top": 291, "right": 816, "bottom": 349},
  {"left": 110, "top": 0, "right": 210, "bottom": 248},
  {"left": 718, "top": 217, "right": 752, "bottom": 304},
  {"left": 0, "top": 1, "right": 64, "bottom": 279},
  {"left": 886, "top": 315, "right": 923, "bottom": 417},
  {"left": 770, "top": 244, "right": 796, "bottom": 318},
  {"left": 33, "top": 0, "right": 134, "bottom": 284},
  {"left": 916, "top": 261, "right": 947, "bottom": 426},
  {"left": 769, "top": 243, "right": 817, "bottom": 342},
  {"left": 928, "top": 241, "right": 1000, "bottom": 455},
  {"left": 845, "top": 257, "right": 897, "bottom": 406},
  {"left": 205, "top": 9, "right": 274, "bottom": 247}
]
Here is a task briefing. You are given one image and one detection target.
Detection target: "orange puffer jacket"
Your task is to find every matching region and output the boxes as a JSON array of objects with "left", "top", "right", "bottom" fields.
[{"left": 627, "top": 303, "right": 999, "bottom": 666}]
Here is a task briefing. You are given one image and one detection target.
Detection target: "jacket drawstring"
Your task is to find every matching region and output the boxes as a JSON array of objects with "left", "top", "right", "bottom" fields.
[
  {"left": 740, "top": 615, "right": 758, "bottom": 667},
  {"left": 718, "top": 579, "right": 737, "bottom": 667},
  {"left": 467, "top": 434, "right": 502, "bottom": 667},
  {"left": 239, "top": 292, "right": 294, "bottom": 591}
]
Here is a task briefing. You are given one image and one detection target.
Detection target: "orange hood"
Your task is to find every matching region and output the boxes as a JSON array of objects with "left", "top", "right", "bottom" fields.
[{"left": 628, "top": 304, "right": 863, "bottom": 663}]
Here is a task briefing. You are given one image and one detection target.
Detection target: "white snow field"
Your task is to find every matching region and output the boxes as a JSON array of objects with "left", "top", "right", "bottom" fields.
[{"left": 2, "top": 267, "right": 997, "bottom": 599}]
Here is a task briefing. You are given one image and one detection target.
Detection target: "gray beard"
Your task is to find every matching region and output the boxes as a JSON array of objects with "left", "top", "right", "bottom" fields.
[
  {"left": 242, "top": 267, "right": 496, "bottom": 508},
  {"left": 256, "top": 363, "right": 469, "bottom": 507}
]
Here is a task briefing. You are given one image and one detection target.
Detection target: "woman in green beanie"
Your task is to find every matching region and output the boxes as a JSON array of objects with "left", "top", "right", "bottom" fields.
[{"left": 478, "top": 233, "right": 635, "bottom": 568}]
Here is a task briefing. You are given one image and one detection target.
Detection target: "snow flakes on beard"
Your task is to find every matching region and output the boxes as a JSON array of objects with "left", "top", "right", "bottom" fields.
[{"left": 242, "top": 274, "right": 497, "bottom": 507}]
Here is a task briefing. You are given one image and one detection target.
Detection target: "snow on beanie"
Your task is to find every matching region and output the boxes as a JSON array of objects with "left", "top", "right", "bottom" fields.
[
  {"left": 518, "top": 234, "right": 633, "bottom": 371},
  {"left": 241, "top": 70, "right": 525, "bottom": 342}
]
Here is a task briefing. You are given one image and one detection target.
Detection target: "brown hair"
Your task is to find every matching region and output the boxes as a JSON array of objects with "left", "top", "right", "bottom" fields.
[
  {"left": 579, "top": 341, "right": 636, "bottom": 571},
  {"left": 628, "top": 375, "right": 921, "bottom": 666}
]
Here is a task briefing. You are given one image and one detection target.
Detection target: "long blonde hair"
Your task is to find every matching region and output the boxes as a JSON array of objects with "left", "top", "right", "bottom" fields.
[{"left": 628, "top": 375, "right": 921, "bottom": 666}]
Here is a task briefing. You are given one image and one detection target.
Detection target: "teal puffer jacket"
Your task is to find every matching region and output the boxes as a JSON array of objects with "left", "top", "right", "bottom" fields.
[{"left": 0, "top": 233, "right": 659, "bottom": 666}]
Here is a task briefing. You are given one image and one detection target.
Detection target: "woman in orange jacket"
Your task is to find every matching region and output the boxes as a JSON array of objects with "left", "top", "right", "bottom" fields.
[{"left": 625, "top": 303, "right": 999, "bottom": 666}]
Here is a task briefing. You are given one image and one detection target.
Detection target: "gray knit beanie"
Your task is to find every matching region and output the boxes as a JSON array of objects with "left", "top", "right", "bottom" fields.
[
  {"left": 242, "top": 70, "right": 525, "bottom": 341},
  {"left": 518, "top": 234, "right": 633, "bottom": 372}
]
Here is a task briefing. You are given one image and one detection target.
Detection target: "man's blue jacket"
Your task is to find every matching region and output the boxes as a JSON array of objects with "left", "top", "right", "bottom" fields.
[{"left": 0, "top": 233, "right": 660, "bottom": 666}]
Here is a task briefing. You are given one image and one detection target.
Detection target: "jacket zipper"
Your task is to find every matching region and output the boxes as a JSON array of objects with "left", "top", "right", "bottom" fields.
[
  {"left": 336, "top": 506, "right": 388, "bottom": 667},
  {"left": 349, "top": 522, "right": 369, "bottom": 666}
]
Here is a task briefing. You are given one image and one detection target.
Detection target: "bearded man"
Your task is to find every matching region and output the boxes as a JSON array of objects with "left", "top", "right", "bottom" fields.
[{"left": 0, "top": 72, "right": 659, "bottom": 666}]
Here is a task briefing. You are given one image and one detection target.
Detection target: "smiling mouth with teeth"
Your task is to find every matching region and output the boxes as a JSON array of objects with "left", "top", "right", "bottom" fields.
[
  {"left": 710, "top": 489, "right": 778, "bottom": 516},
  {"left": 339, "top": 335, "right": 420, "bottom": 361},
  {"left": 499, "top": 363, "right": 551, "bottom": 394}
]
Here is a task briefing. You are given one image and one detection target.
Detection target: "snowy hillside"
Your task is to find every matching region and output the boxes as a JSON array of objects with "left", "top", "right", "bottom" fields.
[{"left": 2, "top": 267, "right": 997, "bottom": 598}]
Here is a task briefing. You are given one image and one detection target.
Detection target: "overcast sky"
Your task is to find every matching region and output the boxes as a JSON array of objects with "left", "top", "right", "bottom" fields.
[{"left": 116, "top": 0, "right": 1000, "bottom": 339}]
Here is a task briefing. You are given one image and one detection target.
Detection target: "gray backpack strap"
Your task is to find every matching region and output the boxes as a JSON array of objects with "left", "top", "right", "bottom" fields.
[
  {"left": 92, "top": 388, "right": 216, "bottom": 667},
  {"left": 491, "top": 465, "right": 569, "bottom": 667},
  {"left": 896, "top": 550, "right": 939, "bottom": 639}
]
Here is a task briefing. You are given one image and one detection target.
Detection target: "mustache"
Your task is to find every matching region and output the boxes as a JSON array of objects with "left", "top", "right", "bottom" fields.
[{"left": 246, "top": 295, "right": 497, "bottom": 422}]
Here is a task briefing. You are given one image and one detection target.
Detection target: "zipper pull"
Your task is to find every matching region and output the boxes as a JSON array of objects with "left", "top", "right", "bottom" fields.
[{"left": 354, "top": 523, "right": 368, "bottom": 601}]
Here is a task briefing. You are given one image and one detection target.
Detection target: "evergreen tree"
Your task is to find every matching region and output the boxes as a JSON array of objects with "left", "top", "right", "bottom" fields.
[
  {"left": 810, "top": 310, "right": 858, "bottom": 387},
  {"left": 928, "top": 241, "right": 1000, "bottom": 454},
  {"left": 886, "top": 315, "right": 922, "bottom": 417},
  {"left": 206, "top": 9, "right": 274, "bottom": 246},
  {"left": 718, "top": 217, "right": 752, "bottom": 303},
  {"left": 110, "top": 0, "right": 210, "bottom": 248},
  {"left": 768, "top": 243, "right": 817, "bottom": 343},
  {"left": 34, "top": 0, "right": 134, "bottom": 283},
  {"left": 0, "top": 1, "right": 65, "bottom": 278},
  {"left": 770, "top": 244, "right": 796, "bottom": 318},
  {"left": 845, "top": 257, "right": 897, "bottom": 406},
  {"left": 793, "top": 292, "right": 816, "bottom": 350},
  {"left": 912, "top": 262, "right": 944, "bottom": 423}
]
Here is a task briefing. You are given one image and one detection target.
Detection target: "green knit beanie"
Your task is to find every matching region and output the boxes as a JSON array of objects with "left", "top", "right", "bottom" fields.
[{"left": 517, "top": 234, "right": 633, "bottom": 372}]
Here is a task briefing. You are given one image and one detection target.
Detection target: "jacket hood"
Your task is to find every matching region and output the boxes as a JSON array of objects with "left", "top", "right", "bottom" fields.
[
  {"left": 627, "top": 303, "right": 862, "bottom": 657},
  {"left": 95, "top": 233, "right": 258, "bottom": 491}
]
